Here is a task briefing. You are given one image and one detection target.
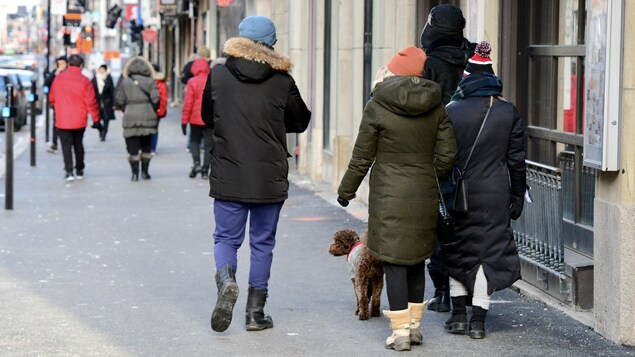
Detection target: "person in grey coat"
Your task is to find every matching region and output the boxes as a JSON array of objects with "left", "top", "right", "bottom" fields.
[{"left": 114, "top": 56, "right": 160, "bottom": 181}]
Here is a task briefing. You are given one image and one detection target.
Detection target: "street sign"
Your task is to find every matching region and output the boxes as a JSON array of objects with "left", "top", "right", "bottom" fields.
[{"left": 143, "top": 28, "right": 157, "bottom": 43}]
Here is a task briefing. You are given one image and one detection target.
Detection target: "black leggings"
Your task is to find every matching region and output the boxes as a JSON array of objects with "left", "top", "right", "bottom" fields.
[
  {"left": 383, "top": 261, "right": 426, "bottom": 311},
  {"left": 125, "top": 135, "right": 152, "bottom": 156}
]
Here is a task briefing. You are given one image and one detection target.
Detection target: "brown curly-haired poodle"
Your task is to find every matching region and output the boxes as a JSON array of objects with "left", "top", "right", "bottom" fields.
[{"left": 328, "top": 229, "right": 384, "bottom": 320}]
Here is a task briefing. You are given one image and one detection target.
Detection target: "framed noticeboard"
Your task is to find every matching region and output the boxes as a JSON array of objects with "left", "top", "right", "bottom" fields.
[{"left": 583, "top": 0, "right": 624, "bottom": 171}]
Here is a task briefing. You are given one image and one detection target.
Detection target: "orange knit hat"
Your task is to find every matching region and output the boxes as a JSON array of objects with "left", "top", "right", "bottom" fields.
[{"left": 387, "top": 46, "right": 427, "bottom": 77}]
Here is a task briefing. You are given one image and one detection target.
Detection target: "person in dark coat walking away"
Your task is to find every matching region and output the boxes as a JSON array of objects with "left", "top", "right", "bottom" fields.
[
  {"left": 182, "top": 57, "right": 212, "bottom": 178},
  {"left": 48, "top": 54, "right": 101, "bottom": 181},
  {"left": 150, "top": 64, "right": 168, "bottom": 154},
  {"left": 45, "top": 55, "right": 68, "bottom": 154},
  {"left": 443, "top": 41, "right": 526, "bottom": 339},
  {"left": 91, "top": 64, "right": 116, "bottom": 141},
  {"left": 114, "top": 56, "right": 160, "bottom": 181},
  {"left": 338, "top": 47, "right": 457, "bottom": 351},
  {"left": 201, "top": 16, "right": 311, "bottom": 333},
  {"left": 419, "top": 3, "right": 476, "bottom": 313}
]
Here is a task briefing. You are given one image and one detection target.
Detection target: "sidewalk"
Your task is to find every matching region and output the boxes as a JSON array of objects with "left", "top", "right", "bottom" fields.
[{"left": 1, "top": 106, "right": 634, "bottom": 356}]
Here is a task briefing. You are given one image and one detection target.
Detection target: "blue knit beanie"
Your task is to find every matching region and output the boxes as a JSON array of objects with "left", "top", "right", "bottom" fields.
[{"left": 239, "top": 16, "right": 277, "bottom": 47}]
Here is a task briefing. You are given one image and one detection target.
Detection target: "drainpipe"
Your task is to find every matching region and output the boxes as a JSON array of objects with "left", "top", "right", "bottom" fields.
[{"left": 362, "top": 0, "right": 372, "bottom": 107}]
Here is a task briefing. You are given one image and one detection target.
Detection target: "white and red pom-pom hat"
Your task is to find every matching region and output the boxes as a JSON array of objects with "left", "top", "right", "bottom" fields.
[{"left": 464, "top": 41, "right": 494, "bottom": 77}]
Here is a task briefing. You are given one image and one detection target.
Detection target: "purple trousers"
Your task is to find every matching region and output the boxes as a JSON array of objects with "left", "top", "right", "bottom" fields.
[{"left": 213, "top": 199, "right": 284, "bottom": 289}]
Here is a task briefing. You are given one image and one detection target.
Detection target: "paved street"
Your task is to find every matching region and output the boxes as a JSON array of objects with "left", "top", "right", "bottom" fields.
[{"left": 1, "top": 107, "right": 634, "bottom": 356}]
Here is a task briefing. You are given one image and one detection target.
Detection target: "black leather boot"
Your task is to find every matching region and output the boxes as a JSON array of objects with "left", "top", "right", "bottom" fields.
[
  {"left": 444, "top": 296, "right": 468, "bottom": 334},
  {"left": 210, "top": 265, "right": 239, "bottom": 332},
  {"left": 141, "top": 153, "right": 152, "bottom": 180},
  {"left": 427, "top": 287, "right": 451, "bottom": 312},
  {"left": 128, "top": 157, "right": 139, "bottom": 182},
  {"left": 469, "top": 306, "right": 488, "bottom": 339},
  {"left": 245, "top": 286, "right": 273, "bottom": 331}
]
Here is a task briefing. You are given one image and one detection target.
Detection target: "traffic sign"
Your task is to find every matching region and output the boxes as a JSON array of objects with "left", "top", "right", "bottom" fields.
[{"left": 143, "top": 28, "right": 158, "bottom": 43}]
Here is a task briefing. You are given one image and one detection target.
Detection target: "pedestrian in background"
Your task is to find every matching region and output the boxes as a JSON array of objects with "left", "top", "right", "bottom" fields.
[
  {"left": 442, "top": 41, "right": 526, "bottom": 339},
  {"left": 91, "top": 64, "right": 116, "bottom": 141},
  {"left": 48, "top": 54, "right": 101, "bottom": 181},
  {"left": 182, "top": 57, "right": 212, "bottom": 178},
  {"left": 202, "top": 16, "right": 311, "bottom": 333},
  {"left": 337, "top": 47, "right": 457, "bottom": 351},
  {"left": 419, "top": 3, "right": 476, "bottom": 313},
  {"left": 45, "top": 55, "right": 68, "bottom": 154},
  {"left": 150, "top": 63, "right": 168, "bottom": 155},
  {"left": 114, "top": 56, "right": 160, "bottom": 181}
]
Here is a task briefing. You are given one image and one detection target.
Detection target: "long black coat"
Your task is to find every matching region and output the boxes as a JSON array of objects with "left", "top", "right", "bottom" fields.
[
  {"left": 92, "top": 74, "right": 115, "bottom": 120},
  {"left": 444, "top": 96, "right": 526, "bottom": 294},
  {"left": 201, "top": 37, "right": 311, "bottom": 203}
]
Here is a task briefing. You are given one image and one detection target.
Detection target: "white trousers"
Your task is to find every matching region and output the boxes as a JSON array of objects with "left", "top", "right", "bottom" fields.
[{"left": 449, "top": 265, "right": 491, "bottom": 310}]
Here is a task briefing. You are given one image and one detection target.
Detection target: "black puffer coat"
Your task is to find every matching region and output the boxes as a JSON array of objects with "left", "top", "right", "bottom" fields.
[
  {"left": 444, "top": 96, "right": 526, "bottom": 294},
  {"left": 201, "top": 37, "right": 311, "bottom": 203}
]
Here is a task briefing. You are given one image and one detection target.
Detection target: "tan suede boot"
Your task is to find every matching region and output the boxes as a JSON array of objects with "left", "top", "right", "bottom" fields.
[
  {"left": 383, "top": 308, "right": 411, "bottom": 351},
  {"left": 409, "top": 302, "right": 426, "bottom": 345}
]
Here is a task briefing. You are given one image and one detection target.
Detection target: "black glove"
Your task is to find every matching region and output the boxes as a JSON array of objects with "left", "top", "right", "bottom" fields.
[
  {"left": 91, "top": 121, "right": 102, "bottom": 131},
  {"left": 337, "top": 196, "right": 349, "bottom": 207},
  {"left": 510, "top": 195, "right": 524, "bottom": 220},
  {"left": 181, "top": 124, "right": 187, "bottom": 136}
]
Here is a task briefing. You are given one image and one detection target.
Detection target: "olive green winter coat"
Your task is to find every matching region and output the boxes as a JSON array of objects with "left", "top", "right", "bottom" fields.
[{"left": 338, "top": 76, "right": 457, "bottom": 265}]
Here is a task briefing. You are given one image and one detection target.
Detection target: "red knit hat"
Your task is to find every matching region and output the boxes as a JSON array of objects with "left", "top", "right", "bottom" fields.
[
  {"left": 387, "top": 46, "right": 426, "bottom": 77},
  {"left": 464, "top": 41, "right": 494, "bottom": 77}
]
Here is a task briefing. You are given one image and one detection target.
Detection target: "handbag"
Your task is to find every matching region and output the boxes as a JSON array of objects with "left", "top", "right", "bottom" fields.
[
  {"left": 435, "top": 171, "right": 457, "bottom": 246},
  {"left": 450, "top": 96, "right": 494, "bottom": 213}
]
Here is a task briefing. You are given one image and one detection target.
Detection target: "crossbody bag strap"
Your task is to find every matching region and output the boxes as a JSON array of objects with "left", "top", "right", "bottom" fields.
[
  {"left": 461, "top": 95, "right": 494, "bottom": 173},
  {"left": 131, "top": 75, "right": 153, "bottom": 103},
  {"left": 433, "top": 168, "right": 449, "bottom": 219}
]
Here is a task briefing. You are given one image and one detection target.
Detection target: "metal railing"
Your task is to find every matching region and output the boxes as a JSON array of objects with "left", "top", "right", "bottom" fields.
[{"left": 512, "top": 160, "right": 565, "bottom": 275}]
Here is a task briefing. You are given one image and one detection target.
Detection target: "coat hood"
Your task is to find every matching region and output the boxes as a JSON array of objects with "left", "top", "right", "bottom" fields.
[
  {"left": 420, "top": 4, "right": 466, "bottom": 49},
  {"left": 191, "top": 57, "right": 210, "bottom": 77},
  {"left": 372, "top": 76, "right": 442, "bottom": 116},
  {"left": 426, "top": 38, "right": 474, "bottom": 67},
  {"left": 123, "top": 56, "right": 155, "bottom": 78},
  {"left": 222, "top": 37, "right": 292, "bottom": 82}
]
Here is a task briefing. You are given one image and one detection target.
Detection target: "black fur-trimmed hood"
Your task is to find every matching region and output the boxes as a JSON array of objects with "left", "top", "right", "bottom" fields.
[{"left": 222, "top": 37, "right": 292, "bottom": 82}]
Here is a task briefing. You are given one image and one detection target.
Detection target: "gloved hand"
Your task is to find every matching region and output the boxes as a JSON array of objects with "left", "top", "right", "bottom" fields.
[
  {"left": 337, "top": 196, "right": 349, "bottom": 207},
  {"left": 181, "top": 124, "right": 187, "bottom": 136},
  {"left": 91, "top": 121, "right": 102, "bottom": 131},
  {"left": 510, "top": 195, "right": 524, "bottom": 220}
]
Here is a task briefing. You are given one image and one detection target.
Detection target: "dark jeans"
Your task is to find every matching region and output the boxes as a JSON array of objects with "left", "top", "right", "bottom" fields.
[
  {"left": 213, "top": 199, "right": 284, "bottom": 289},
  {"left": 100, "top": 118, "right": 111, "bottom": 140},
  {"left": 383, "top": 261, "right": 426, "bottom": 311},
  {"left": 125, "top": 135, "right": 153, "bottom": 156},
  {"left": 189, "top": 124, "right": 212, "bottom": 169},
  {"left": 57, "top": 128, "right": 85, "bottom": 173},
  {"left": 51, "top": 112, "right": 58, "bottom": 146},
  {"left": 150, "top": 118, "right": 161, "bottom": 151}
]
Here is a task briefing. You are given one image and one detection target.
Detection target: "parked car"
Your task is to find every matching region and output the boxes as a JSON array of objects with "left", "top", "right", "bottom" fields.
[
  {"left": 0, "top": 70, "right": 28, "bottom": 131},
  {"left": 10, "top": 69, "right": 42, "bottom": 114}
]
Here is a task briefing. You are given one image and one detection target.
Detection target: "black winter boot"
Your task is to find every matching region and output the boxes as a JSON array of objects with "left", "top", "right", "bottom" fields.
[
  {"left": 210, "top": 265, "right": 239, "bottom": 332},
  {"left": 444, "top": 296, "right": 468, "bottom": 334},
  {"left": 245, "top": 287, "right": 273, "bottom": 331},
  {"left": 469, "top": 306, "right": 488, "bottom": 339},
  {"left": 141, "top": 153, "right": 152, "bottom": 180},
  {"left": 428, "top": 287, "right": 451, "bottom": 312},
  {"left": 128, "top": 157, "right": 140, "bottom": 182}
]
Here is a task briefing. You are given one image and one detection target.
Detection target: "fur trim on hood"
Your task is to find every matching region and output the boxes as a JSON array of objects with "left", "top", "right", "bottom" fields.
[
  {"left": 223, "top": 37, "right": 292, "bottom": 73},
  {"left": 123, "top": 56, "right": 156, "bottom": 78}
]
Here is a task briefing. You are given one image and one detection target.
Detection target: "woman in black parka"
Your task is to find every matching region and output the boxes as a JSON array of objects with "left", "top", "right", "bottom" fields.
[{"left": 443, "top": 42, "right": 526, "bottom": 339}]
